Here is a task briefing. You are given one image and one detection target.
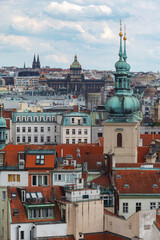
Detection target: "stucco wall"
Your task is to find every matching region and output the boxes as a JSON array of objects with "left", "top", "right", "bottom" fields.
[{"left": 103, "top": 122, "right": 140, "bottom": 163}]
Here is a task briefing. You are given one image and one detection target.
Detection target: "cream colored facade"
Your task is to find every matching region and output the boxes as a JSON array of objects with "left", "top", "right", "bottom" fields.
[
  {"left": 62, "top": 126, "right": 91, "bottom": 144},
  {"left": 103, "top": 122, "right": 140, "bottom": 163},
  {"left": 18, "top": 102, "right": 43, "bottom": 112},
  {"left": 150, "top": 99, "right": 160, "bottom": 121},
  {"left": 0, "top": 187, "right": 8, "bottom": 240},
  {"left": 104, "top": 209, "right": 156, "bottom": 240},
  {"left": 59, "top": 200, "right": 104, "bottom": 240}
]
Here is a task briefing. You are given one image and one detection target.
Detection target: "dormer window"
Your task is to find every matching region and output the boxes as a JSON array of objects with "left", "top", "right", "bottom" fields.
[
  {"left": 28, "top": 116, "right": 31, "bottom": 121},
  {"left": 34, "top": 116, "right": 38, "bottom": 122},
  {"left": 0, "top": 153, "right": 4, "bottom": 166},
  {"left": 36, "top": 155, "right": 45, "bottom": 164},
  {"left": 22, "top": 117, "right": 26, "bottom": 122},
  {"left": 40, "top": 117, "right": 44, "bottom": 122},
  {"left": 83, "top": 118, "right": 86, "bottom": 124},
  {"left": 72, "top": 118, "right": 75, "bottom": 123},
  {"left": 16, "top": 116, "right": 20, "bottom": 122}
]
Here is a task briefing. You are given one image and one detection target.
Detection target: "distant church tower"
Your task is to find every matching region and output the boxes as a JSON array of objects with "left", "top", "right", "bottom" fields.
[
  {"left": 32, "top": 54, "right": 41, "bottom": 69},
  {"left": 0, "top": 102, "right": 6, "bottom": 150},
  {"left": 103, "top": 22, "right": 141, "bottom": 163}
]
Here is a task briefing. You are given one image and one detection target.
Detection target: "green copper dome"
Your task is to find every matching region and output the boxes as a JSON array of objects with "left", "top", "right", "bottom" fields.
[
  {"left": 0, "top": 117, "right": 6, "bottom": 128},
  {"left": 115, "top": 60, "right": 130, "bottom": 73},
  {"left": 70, "top": 55, "right": 81, "bottom": 69},
  {"left": 105, "top": 95, "right": 139, "bottom": 115}
]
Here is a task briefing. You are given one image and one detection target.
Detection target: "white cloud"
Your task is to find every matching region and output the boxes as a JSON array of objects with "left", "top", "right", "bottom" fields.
[
  {"left": 45, "top": 54, "right": 69, "bottom": 64},
  {"left": 0, "top": 34, "right": 31, "bottom": 50},
  {"left": 100, "top": 24, "right": 116, "bottom": 40},
  {"left": 46, "top": 1, "right": 112, "bottom": 16}
]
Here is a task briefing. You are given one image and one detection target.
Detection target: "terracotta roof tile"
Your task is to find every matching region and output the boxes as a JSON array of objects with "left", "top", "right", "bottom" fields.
[
  {"left": 8, "top": 186, "right": 62, "bottom": 224},
  {"left": 114, "top": 169, "right": 160, "bottom": 194},
  {"left": 26, "top": 155, "right": 55, "bottom": 169},
  {"left": 49, "top": 237, "right": 75, "bottom": 240},
  {"left": 90, "top": 174, "right": 109, "bottom": 188},
  {"left": 56, "top": 144, "right": 104, "bottom": 170},
  {"left": 137, "top": 146, "right": 149, "bottom": 163},
  {"left": 84, "top": 232, "right": 130, "bottom": 240},
  {"left": 140, "top": 134, "right": 160, "bottom": 146}
]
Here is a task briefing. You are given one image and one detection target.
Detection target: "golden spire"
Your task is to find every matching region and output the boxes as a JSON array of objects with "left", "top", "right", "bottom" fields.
[
  {"left": 119, "top": 19, "right": 123, "bottom": 37},
  {"left": 123, "top": 24, "right": 127, "bottom": 41}
]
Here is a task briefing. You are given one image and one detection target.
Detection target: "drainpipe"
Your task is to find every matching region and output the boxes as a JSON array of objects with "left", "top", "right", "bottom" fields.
[
  {"left": 31, "top": 225, "right": 35, "bottom": 240},
  {"left": 114, "top": 188, "right": 119, "bottom": 216},
  {"left": 17, "top": 225, "right": 21, "bottom": 240}
]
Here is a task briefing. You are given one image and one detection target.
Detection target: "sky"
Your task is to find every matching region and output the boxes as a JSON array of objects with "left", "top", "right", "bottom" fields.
[{"left": 0, "top": 0, "right": 159, "bottom": 72}]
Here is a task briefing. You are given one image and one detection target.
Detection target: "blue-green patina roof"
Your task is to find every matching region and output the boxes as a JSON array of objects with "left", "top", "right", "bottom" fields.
[{"left": 61, "top": 112, "right": 91, "bottom": 126}]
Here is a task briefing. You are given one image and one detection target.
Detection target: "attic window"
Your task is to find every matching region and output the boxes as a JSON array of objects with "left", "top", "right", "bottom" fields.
[
  {"left": 153, "top": 184, "right": 158, "bottom": 188},
  {"left": 97, "top": 162, "right": 102, "bottom": 165},
  {"left": 116, "top": 175, "right": 121, "bottom": 179},
  {"left": 13, "top": 208, "right": 19, "bottom": 215},
  {"left": 124, "top": 184, "right": 129, "bottom": 188},
  {"left": 37, "top": 192, "right": 43, "bottom": 198},
  {"left": 36, "top": 155, "right": 45, "bottom": 164},
  {"left": 11, "top": 193, "right": 17, "bottom": 198},
  {"left": 26, "top": 192, "right": 31, "bottom": 199},
  {"left": 30, "top": 192, "right": 37, "bottom": 199}
]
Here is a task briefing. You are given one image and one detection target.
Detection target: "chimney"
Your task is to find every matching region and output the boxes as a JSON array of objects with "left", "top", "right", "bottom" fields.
[{"left": 73, "top": 105, "right": 79, "bottom": 112}]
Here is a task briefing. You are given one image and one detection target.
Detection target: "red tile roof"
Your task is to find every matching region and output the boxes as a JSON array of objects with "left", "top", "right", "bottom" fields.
[
  {"left": 1, "top": 144, "right": 55, "bottom": 167},
  {"left": 56, "top": 144, "right": 104, "bottom": 170},
  {"left": 49, "top": 237, "right": 75, "bottom": 240},
  {"left": 8, "top": 186, "right": 62, "bottom": 224},
  {"left": 90, "top": 174, "right": 109, "bottom": 188},
  {"left": 155, "top": 214, "right": 160, "bottom": 230},
  {"left": 98, "top": 137, "right": 104, "bottom": 146},
  {"left": 140, "top": 134, "right": 160, "bottom": 146},
  {"left": 84, "top": 232, "right": 130, "bottom": 240},
  {"left": 114, "top": 169, "right": 160, "bottom": 194},
  {"left": 26, "top": 155, "right": 55, "bottom": 169},
  {"left": 137, "top": 146, "right": 149, "bottom": 163}
]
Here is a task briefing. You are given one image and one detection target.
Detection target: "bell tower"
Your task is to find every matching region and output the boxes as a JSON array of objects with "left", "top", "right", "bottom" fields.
[{"left": 103, "top": 21, "right": 141, "bottom": 163}]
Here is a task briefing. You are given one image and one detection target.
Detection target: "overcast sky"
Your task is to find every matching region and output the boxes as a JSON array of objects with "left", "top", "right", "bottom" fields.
[{"left": 0, "top": 0, "right": 159, "bottom": 72}]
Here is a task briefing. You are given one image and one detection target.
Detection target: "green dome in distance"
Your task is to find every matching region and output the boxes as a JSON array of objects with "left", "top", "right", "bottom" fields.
[{"left": 70, "top": 55, "right": 81, "bottom": 69}]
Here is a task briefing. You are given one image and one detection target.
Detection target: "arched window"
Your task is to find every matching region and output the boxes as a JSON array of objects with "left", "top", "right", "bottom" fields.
[{"left": 117, "top": 133, "right": 122, "bottom": 147}]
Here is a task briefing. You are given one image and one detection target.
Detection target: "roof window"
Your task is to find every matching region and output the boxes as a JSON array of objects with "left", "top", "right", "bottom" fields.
[
  {"left": 153, "top": 184, "right": 158, "bottom": 188},
  {"left": 36, "top": 155, "right": 45, "bottom": 165},
  {"left": 13, "top": 208, "right": 19, "bottom": 215},
  {"left": 11, "top": 193, "right": 17, "bottom": 198},
  {"left": 124, "top": 184, "right": 129, "bottom": 188},
  {"left": 116, "top": 175, "right": 121, "bottom": 179}
]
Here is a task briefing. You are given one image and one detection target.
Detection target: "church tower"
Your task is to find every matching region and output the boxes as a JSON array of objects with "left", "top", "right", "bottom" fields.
[
  {"left": 0, "top": 102, "right": 6, "bottom": 150},
  {"left": 32, "top": 54, "right": 40, "bottom": 69},
  {"left": 103, "top": 22, "right": 141, "bottom": 163}
]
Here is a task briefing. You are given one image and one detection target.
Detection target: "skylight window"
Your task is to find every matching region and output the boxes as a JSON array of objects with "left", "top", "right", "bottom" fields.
[
  {"left": 116, "top": 175, "right": 121, "bottom": 179},
  {"left": 26, "top": 193, "right": 31, "bottom": 199},
  {"left": 97, "top": 162, "right": 102, "bottom": 165},
  {"left": 30, "top": 192, "right": 37, "bottom": 198},
  {"left": 36, "top": 155, "right": 45, "bottom": 165},
  {"left": 37, "top": 192, "right": 43, "bottom": 198},
  {"left": 13, "top": 208, "right": 19, "bottom": 215},
  {"left": 11, "top": 193, "right": 17, "bottom": 198}
]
